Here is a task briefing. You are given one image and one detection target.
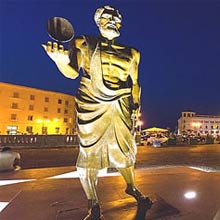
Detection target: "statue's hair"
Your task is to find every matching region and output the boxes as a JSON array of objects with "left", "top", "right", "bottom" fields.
[{"left": 94, "top": 5, "right": 122, "bottom": 26}]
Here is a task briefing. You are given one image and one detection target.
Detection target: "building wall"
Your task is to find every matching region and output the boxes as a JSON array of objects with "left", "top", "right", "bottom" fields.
[
  {"left": 178, "top": 111, "right": 220, "bottom": 136},
  {"left": 0, "top": 82, "right": 76, "bottom": 135}
]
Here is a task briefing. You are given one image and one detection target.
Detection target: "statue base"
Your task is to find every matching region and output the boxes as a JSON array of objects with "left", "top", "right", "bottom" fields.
[{"left": 52, "top": 195, "right": 180, "bottom": 220}]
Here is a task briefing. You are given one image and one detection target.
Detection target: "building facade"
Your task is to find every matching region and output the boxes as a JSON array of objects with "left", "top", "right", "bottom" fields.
[
  {"left": 178, "top": 110, "right": 220, "bottom": 136},
  {"left": 0, "top": 82, "right": 76, "bottom": 135}
]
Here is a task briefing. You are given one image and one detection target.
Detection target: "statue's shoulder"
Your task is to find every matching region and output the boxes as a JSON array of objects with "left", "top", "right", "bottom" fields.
[
  {"left": 117, "top": 42, "right": 140, "bottom": 56},
  {"left": 71, "top": 35, "right": 99, "bottom": 49}
]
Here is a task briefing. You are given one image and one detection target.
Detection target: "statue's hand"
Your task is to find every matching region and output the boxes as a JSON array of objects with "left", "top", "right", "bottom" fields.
[{"left": 42, "top": 41, "right": 70, "bottom": 66}]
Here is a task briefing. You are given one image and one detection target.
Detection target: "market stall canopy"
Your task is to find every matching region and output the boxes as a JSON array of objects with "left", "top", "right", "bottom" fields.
[{"left": 142, "top": 127, "right": 168, "bottom": 133}]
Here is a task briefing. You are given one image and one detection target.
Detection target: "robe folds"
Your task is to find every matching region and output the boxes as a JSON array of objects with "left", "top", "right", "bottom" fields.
[{"left": 74, "top": 36, "right": 137, "bottom": 169}]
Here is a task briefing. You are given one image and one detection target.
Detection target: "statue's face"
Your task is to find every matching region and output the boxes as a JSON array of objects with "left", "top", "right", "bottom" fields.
[{"left": 98, "top": 9, "right": 122, "bottom": 40}]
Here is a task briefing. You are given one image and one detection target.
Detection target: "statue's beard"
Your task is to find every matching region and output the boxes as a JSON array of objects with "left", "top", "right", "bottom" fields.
[{"left": 99, "top": 26, "right": 120, "bottom": 40}]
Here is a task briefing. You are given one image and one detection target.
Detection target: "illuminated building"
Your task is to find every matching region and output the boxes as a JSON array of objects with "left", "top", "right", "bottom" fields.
[
  {"left": 178, "top": 110, "right": 220, "bottom": 136},
  {"left": 0, "top": 82, "right": 76, "bottom": 135}
]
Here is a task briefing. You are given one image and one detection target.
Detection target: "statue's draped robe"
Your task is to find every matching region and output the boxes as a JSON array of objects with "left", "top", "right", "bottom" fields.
[{"left": 73, "top": 36, "right": 137, "bottom": 169}]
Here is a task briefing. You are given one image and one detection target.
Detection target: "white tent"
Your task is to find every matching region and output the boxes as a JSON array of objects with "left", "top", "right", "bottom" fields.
[{"left": 142, "top": 127, "right": 168, "bottom": 133}]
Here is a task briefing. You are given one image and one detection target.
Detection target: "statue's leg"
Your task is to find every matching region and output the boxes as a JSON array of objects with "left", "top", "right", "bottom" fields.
[
  {"left": 117, "top": 166, "right": 153, "bottom": 207},
  {"left": 77, "top": 167, "right": 103, "bottom": 220}
]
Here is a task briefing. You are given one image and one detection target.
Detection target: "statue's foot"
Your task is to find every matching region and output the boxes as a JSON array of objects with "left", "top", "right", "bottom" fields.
[
  {"left": 125, "top": 185, "right": 153, "bottom": 209},
  {"left": 83, "top": 203, "right": 104, "bottom": 220}
]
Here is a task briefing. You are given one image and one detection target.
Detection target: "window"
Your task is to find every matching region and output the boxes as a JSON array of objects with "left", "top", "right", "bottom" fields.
[
  {"left": 210, "top": 121, "right": 214, "bottom": 123},
  {"left": 187, "top": 113, "right": 191, "bottom": 117},
  {"left": 205, "top": 125, "right": 208, "bottom": 129},
  {"left": 64, "top": 109, "right": 68, "bottom": 114},
  {"left": 44, "top": 107, "right": 48, "bottom": 112},
  {"left": 57, "top": 108, "right": 61, "bottom": 113},
  {"left": 11, "top": 103, "right": 18, "bottom": 109},
  {"left": 13, "top": 92, "right": 19, "bottom": 98},
  {"left": 65, "top": 100, "right": 69, "bottom": 106},
  {"left": 11, "top": 114, "right": 17, "bottom": 120},
  {"left": 29, "top": 105, "right": 34, "bottom": 110},
  {"left": 64, "top": 118, "right": 68, "bottom": 123},
  {"left": 42, "top": 126, "right": 48, "bottom": 135},
  {"left": 45, "top": 97, "right": 49, "bottom": 102},
  {"left": 26, "top": 126, "right": 33, "bottom": 134},
  {"left": 58, "top": 99, "right": 62, "bottom": 104},
  {"left": 30, "top": 95, "right": 35, "bottom": 100},
  {"left": 27, "top": 115, "right": 33, "bottom": 121},
  {"left": 7, "top": 125, "right": 17, "bottom": 135},
  {"left": 55, "top": 127, "right": 60, "bottom": 134},
  {"left": 183, "top": 113, "right": 186, "bottom": 117},
  {"left": 65, "top": 128, "right": 69, "bottom": 134}
]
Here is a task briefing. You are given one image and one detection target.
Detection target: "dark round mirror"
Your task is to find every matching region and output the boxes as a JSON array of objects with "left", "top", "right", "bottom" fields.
[{"left": 47, "top": 17, "right": 74, "bottom": 42}]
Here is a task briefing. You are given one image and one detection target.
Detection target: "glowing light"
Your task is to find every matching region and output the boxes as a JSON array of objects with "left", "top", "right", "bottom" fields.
[
  {"left": 37, "top": 119, "right": 43, "bottom": 123},
  {"left": 184, "top": 191, "right": 197, "bottom": 199},
  {"left": 54, "top": 118, "right": 59, "bottom": 122},
  {"left": 0, "top": 202, "right": 9, "bottom": 212},
  {"left": 137, "top": 120, "right": 143, "bottom": 126},
  {"left": 191, "top": 122, "right": 201, "bottom": 128},
  {"left": 45, "top": 119, "right": 51, "bottom": 123}
]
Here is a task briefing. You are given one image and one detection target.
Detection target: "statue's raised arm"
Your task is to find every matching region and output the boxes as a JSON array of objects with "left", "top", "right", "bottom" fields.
[{"left": 42, "top": 17, "right": 80, "bottom": 79}]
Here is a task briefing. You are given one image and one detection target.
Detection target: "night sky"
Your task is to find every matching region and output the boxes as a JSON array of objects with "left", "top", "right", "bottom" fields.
[{"left": 1, "top": 0, "right": 220, "bottom": 130}]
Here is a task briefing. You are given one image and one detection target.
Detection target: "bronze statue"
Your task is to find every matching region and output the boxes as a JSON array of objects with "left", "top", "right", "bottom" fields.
[{"left": 43, "top": 5, "right": 152, "bottom": 220}]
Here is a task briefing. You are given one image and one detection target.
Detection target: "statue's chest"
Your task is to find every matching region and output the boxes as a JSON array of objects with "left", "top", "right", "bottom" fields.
[{"left": 100, "top": 46, "right": 132, "bottom": 73}]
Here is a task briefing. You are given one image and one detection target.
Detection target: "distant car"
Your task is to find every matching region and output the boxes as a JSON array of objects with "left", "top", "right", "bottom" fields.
[{"left": 146, "top": 134, "right": 168, "bottom": 146}]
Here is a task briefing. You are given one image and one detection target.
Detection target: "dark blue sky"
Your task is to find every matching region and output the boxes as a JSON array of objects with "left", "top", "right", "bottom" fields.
[{"left": 1, "top": 0, "right": 220, "bottom": 129}]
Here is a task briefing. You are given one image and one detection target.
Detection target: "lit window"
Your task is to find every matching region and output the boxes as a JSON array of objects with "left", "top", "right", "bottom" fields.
[
  {"left": 27, "top": 115, "right": 33, "bottom": 121},
  {"left": 26, "top": 126, "right": 33, "bottom": 133},
  {"left": 13, "top": 92, "right": 19, "bottom": 98},
  {"left": 11, "top": 103, "right": 18, "bottom": 109},
  {"left": 30, "top": 95, "right": 35, "bottom": 100},
  {"left": 64, "top": 118, "right": 68, "bottom": 123},
  {"left": 45, "top": 97, "right": 49, "bottom": 102},
  {"left": 29, "top": 105, "right": 34, "bottom": 110},
  {"left": 11, "top": 114, "right": 17, "bottom": 120},
  {"left": 55, "top": 127, "right": 60, "bottom": 134}
]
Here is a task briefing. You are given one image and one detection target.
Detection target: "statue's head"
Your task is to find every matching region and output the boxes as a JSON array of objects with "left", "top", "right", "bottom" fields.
[{"left": 94, "top": 5, "right": 122, "bottom": 40}]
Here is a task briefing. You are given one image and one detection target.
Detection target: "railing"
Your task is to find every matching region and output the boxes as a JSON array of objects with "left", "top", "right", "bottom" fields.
[{"left": 0, "top": 135, "right": 79, "bottom": 147}]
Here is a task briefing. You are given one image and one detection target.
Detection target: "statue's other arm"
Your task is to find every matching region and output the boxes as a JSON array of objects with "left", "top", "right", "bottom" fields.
[
  {"left": 129, "top": 48, "right": 141, "bottom": 109},
  {"left": 42, "top": 38, "right": 84, "bottom": 79}
]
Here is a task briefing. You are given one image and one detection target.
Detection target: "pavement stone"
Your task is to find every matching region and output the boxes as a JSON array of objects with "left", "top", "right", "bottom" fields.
[{"left": 0, "top": 166, "right": 220, "bottom": 220}]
